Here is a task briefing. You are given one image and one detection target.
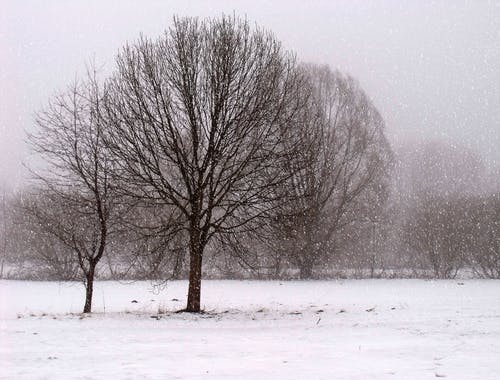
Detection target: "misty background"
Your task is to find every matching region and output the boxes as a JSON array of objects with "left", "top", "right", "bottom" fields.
[
  {"left": 1, "top": 0, "right": 499, "bottom": 190},
  {"left": 1, "top": 6, "right": 499, "bottom": 377}
]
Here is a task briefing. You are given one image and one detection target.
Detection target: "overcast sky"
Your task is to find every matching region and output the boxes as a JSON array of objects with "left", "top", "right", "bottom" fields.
[{"left": 1, "top": 0, "right": 499, "bottom": 188}]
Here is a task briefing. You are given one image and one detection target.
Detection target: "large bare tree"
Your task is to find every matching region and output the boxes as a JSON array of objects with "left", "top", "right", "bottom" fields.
[
  {"left": 29, "top": 69, "right": 118, "bottom": 312},
  {"left": 104, "top": 16, "right": 305, "bottom": 312}
]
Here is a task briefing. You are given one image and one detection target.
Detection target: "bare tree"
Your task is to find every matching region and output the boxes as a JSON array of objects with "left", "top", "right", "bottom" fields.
[
  {"left": 268, "top": 65, "right": 392, "bottom": 279},
  {"left": 29, "top": 68, "right": 119, "bottom": 312},
  {"left": 104, "top": 16, "right": 305, "bottom": 312}
]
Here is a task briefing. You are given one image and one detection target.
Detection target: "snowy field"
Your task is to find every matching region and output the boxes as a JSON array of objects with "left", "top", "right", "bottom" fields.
[{"left": 1, "top": 280, "right": 500, "bottom": 379}]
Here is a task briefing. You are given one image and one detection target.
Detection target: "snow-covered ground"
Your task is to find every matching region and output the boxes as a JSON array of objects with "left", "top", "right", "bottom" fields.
[{"left": 1, "top": 279, "right": 499, "bottom": 379}]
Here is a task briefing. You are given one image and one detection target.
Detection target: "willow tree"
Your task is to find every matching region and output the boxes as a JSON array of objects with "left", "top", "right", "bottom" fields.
[
  {"left": 270, "top": 65, "right": 392, "bottom": 279},
  {"left": 104, "top": 16, "right": 305, "bottom": 312}
]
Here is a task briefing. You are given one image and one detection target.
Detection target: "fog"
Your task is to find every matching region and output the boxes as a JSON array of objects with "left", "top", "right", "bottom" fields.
[{"left": 1, "top": 0, "right": 499, "bottom": 189}]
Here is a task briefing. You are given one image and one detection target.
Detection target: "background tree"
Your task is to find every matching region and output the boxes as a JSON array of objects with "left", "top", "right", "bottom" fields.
[
  {"left": 389, "top": 140, "right": 489, "bottom": 276},
  {"left": 0, "top": 187, "right": 7, "bottom": 278},
  {"left": 268, "top": 64, "right": 392, "bottom": 279},
  {"left": 107, "top": 202, "right": 188, "bottom": 280},
  {"left": 469, "top": 192, "right": 500, "bottom": 278},
  {"left": 104, "top": 16, "right": 305, "bottom": 312},
  {"left": 29, "top": 69, "right": 119, "bottom": 312},
  {"left": 7, "top": 190, "right": 80, "bottom": 280},
  {"left": 403, "top": 194, "right": 469, "bottom": 278}
]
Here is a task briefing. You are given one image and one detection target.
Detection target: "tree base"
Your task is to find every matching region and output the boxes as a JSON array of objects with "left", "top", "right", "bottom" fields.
[{"left": 175, "top": 308, "right": 206, "bottom": 314}]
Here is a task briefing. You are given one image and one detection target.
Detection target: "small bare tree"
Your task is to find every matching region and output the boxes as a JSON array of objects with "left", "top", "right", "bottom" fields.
[
  {"left": 29, "top": 68, "right": 118, "bottom": 312},
  {"left": 104, "top": 16, "right": 305, "bottom": 312}
]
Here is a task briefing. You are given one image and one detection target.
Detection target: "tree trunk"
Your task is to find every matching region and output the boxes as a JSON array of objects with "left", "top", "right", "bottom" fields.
[
  {"left": 299, "top": 221, "right": 316, "bottom": 280},
  {"left": 186, "top": 218, "right": 204, "bottom": 312},
  {"left": 83, "top": 266, "right": 95, "bottom": 313},
  {"left": 0, "top": 257, "right": 4, "bottom": 279},
  {"left": 299, "top": 239, "right": 315, "bottom": 279},
  {"left": 299, "top": 260, "right": 314, "bottom": 279},
  {"left": 186, "top": 250, "right": 202, "bottom": 312}
]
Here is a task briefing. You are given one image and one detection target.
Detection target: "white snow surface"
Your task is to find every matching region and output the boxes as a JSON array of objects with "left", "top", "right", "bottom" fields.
[{"left": 1, "top": 279, "right": 499, "bottom": 379}]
